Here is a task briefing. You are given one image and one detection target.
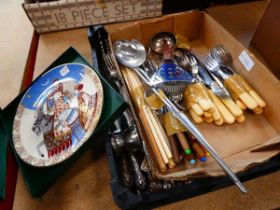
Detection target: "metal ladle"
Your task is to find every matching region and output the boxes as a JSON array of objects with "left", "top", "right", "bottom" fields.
[
  {"left": 149, "top": 32, "right": 176, "bottom": 54},
  {"left": 113, "top": 39, "right": 248, "bottom": 193}
]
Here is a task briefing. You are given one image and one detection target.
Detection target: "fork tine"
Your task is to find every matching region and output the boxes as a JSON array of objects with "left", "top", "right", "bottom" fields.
[
  {"left": 209, "top": 57, "right": 215, "bottom": 66},
  {"left": 190, "top": 56, "right": 195, "bottom": 64},
  {"left": 197, "top": 55, "right": 205, "bottom": 64},
  {"left": 205, "top": 56, "right": 211, "bottom": 66},
  {"left": 207, "top": 55, "right": 213, "bottom": 62},
  {"left": 203, "top": 56, "right": 208, "bottom": 64},
  {"left": 221, "top": 46, "right": 228, "bottom": 55},
  {"left": 196, "top": 54, "right": 205, "bottom": 65},
  {"left": 207, "top": 55, "right": 217, "bottom": 67}
]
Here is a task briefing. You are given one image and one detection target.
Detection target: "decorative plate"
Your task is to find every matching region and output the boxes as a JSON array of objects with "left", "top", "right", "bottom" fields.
[{"left": 13, "top": 63, "right": 103, "bottom": 167}]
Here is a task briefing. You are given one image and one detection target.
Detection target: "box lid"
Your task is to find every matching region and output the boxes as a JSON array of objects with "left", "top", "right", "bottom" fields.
[{"left": 2, "top": 47, "right": 126, "bottom": 197}]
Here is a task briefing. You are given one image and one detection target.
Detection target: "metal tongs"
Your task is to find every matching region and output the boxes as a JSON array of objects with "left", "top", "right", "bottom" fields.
[{"left": 113, "top": 39, "right": 248, "bottom": 193}]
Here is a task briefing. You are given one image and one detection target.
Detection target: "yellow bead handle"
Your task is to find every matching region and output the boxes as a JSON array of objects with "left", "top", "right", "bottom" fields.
[
  {"left": 221, "top": 98, "right": 243, "bottom": 117},
  {"left": 225, "top": 75, "right": 258, "bottom": 110},
  {"left": 208, "top": 90, "right": 235, "bottom": 124}
]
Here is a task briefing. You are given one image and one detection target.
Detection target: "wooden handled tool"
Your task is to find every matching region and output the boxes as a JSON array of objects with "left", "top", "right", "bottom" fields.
[
  {"left": 123, "top": 68, "right": 177, "bottom": 170},
  {"left": 239, "top": 92, "right": 258, "bottom": 110},
  {"left": 146, "top": 107, "right": 176, "bottom": 169},
  {"left": 168, "top": 135, "right": 181, "bottom": 164},
  {"left": 224, "top": 75, "right": 258, "bottom": 110},
  {"left": 144, "top": 90, "right": 165, "bottom": 110},
  {"left": 235, "top": 99, "right": 247, "bottom": 110},
  {"left": 176, "top": 132, "right": 192, "bottom": 155},
  {"left": 122, "top": 69, "right": 167, "bottom": 171},
  {"left": 221, "top": 98, "right": 243, "bottom": 117},
  {"left": 249, "top": 91, "right": 266, "bottom": 108},
  {"left": 238, "top": 75, "right": 266, "bottom": 108},
  {"left": 184, "top": 83, "right": 213, "bottom": 117},
  {"left": 210, "top": 104, "right": 224, "bottom": 125},
  {"left": 189, "top": 109, "right": 204, "bottom": 124},
  {"left": 139, "top": 105, "right": 167, "bottom": 171},
  {"left": 208, "top": 90, "right": 235, "bottom": 124},
  {"left": 162, "top": 111, "right": 187, "bottom": 136},
  {"left": 236, "top": 114, "right": 246, "bottom": 123},
  {"left": 184, "top": 152, "right": 196, "bottom": 165},
  {"left": 176, "top": 132, "right": 196, "bottom": 165},
  {"left": 189, "top": 138, "right": 207, "bottom": 162}
]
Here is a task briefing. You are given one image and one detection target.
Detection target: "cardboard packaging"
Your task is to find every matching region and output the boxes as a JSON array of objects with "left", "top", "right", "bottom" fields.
[
  {"left": 109, "top": 11, "right": 280, "bottom": 180},
  {"left": 22, "top": 0, "right": 162, "bottom": 33},
  {"left": 252, "top": 0, "right": 280, "bottom": 79}
]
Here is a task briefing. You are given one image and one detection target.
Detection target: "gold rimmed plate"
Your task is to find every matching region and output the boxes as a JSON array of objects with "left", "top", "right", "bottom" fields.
[{"left": 13, "top": 63, "right": 103, "bottom": 167}]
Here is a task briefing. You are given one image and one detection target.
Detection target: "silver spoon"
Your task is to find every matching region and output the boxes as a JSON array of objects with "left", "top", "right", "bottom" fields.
[
  {"left": 114, "top": 39, "right": 163, "bottom": 85},
  {"left": 113, "top": 39, "right": 248, "bottom": 193}
]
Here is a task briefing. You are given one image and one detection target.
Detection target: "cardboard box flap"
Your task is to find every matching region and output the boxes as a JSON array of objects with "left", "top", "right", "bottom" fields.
[
  {"left": 252, "top": 0, "right": 280, "bottom": 79},
  {"left": 251, "top": 136, "right": 280, "bottom": 152}
]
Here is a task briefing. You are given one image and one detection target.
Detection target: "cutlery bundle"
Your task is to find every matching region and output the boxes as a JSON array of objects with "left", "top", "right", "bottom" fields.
[{"left": 112, "top": 31, "right": 254, "bottom": 192}]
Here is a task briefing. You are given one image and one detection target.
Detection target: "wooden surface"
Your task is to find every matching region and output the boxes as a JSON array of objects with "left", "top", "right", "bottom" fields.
[
  {"left": 1, "top": 1, "right": 280, "bottom": 210},
  {"left": 33, "top": 29, "right": 93, "bottom": 78},
  {"left": 0, "top": 0, "right": 33, "bottom": 108}
]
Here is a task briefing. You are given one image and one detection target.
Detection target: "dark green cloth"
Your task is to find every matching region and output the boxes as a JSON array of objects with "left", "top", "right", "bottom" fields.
[
  {"left": 1, "top": 47, "right": 126, "bottom": 197},
  {"left": 0, "top": 109, "right": 8, "bottom": 200}
]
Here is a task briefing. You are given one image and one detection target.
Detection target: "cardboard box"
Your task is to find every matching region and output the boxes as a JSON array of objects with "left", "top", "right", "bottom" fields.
[
  {"left": 251, "top": 0, "right": 280, "bottom": 79},
  {"left": 109, "top": 11, "right": 280, "bottom": 180},
  {"left": 22, "top": 0, "right": 162, "bottom": 33}
]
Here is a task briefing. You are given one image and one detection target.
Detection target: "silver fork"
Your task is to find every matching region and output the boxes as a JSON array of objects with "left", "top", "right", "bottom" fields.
[
  {"left": 188, "top": 55, "right": 199, "bottom": 76},
  {"left": 190, "top": 54, "right": 231, "bottom": 99},
  {"left": 201, "top": 55, "right": 230, "bottom": 80},
  {"left": 174, "top": 52, "right": 200, "bottom": 83}
]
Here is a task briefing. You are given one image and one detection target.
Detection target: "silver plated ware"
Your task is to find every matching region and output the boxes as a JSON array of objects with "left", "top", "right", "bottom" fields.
[
  {"left": 210, "top": 45, "right": 238, "bottom": 76},
  {"left": 149, "top": 32, "right": 176, "bottom": 54},
  {"left": 200, "top": 55, "right": 232, "bottom": 80},
  {"left": 210, "top": 45, "right": 233, "bottom": 66},
  {"left": 188, "top": 55, "right": 199, "bottom": 76},
  {"left": 111, "top": 125, "right": 147, "bottom": 190},
  {"left": 101, "top": 38, "right": 148, "bottom": 191},
  {"left": 191, "top": 54, "right": 231, "bottom": 99},
  {"left": 113, "top": 39, "right": 248, "bottom": 193},
  {"left": 175, "top": 50, "right": 230, "bottom": 99},
  {"left": 149, "top": 34, "right": 194, "bottom": 103}
]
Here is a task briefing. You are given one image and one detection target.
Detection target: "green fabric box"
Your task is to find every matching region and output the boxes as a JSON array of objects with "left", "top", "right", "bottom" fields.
[{"left": 0, "top": 47, "right": 126, "bottom": 197}]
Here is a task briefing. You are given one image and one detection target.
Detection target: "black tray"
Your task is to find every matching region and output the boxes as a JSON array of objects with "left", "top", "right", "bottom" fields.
[{"left": 88, "top": 26, "right": 280, "bottom": 210}]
